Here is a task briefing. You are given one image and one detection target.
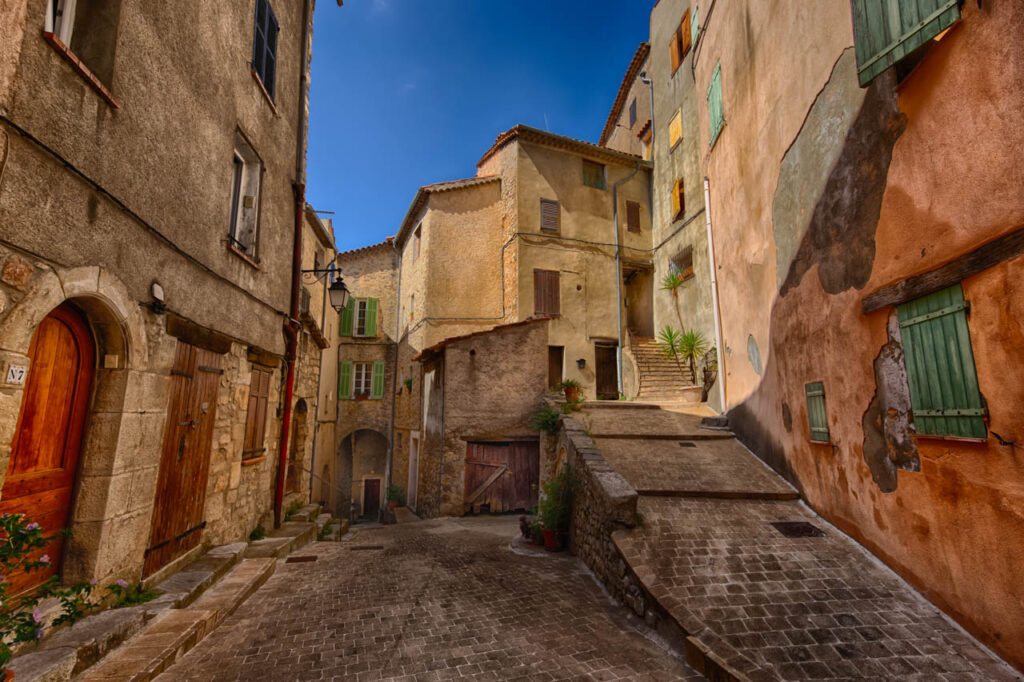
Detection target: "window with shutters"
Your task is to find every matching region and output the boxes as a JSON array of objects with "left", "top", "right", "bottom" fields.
[
  {"left": 670, "top": 10, "right": 693, "bottom": 75},
  {"left": 352, "top": 362, "right": 373, "bottom": 399},
  {"left": 534, "top": 270, "right": 560, "bottom": 316},
  {"left": 228, "top": 133, "right": 262, "bottom": 260},
  {"left": 539, "top": 199, "right": 560, "bottom": 233},
  {"left": 851, "top": 0, "right": 960, "bottom": 87},
  {"left": 626, "top": 201, "right": 641, "bottom": 233},
  {"left": 668, "top": 110, "right": 682, "bottom": 151},
  {"left": 628, "top": 99, "right": 637, "bottom": 128},
  {"left": 44, "top": 0, "right": 121, "bottom": 87},
  {"left": 341, "top": 298, "right": 379, "bottom": 338},
  {"left": 252, "top": 0, "right": 279, "bottom": 101},
  {"left": 671, "top": 179, "right": 685, "bottom": 221},
  {"left": 243, "top": 367, "right": 272, "bottom": 460},
  {"left": 582, "top": 160, "right": 606, "bottom": 190},
  {"left": 707, "top": 62, "right": 724, "bottom": 146},
  {"left": 897, "top": 284, "right": 986, "bottom": 439},
  {"left": 805, "top": 382, "right": 830, "bottom": 443},
  {"left": 670, "top": 247, "right": 694, "bottom": 281}
]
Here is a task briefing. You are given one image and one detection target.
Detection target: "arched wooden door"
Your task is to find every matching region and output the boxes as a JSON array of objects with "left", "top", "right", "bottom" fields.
[{"left": 1, "top": 304, "right": 94, "bottom": 594}]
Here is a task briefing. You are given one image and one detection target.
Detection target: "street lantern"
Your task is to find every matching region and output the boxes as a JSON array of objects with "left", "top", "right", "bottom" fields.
[{"left": 327, "top": 277, "right": 350, "bottom": 313}]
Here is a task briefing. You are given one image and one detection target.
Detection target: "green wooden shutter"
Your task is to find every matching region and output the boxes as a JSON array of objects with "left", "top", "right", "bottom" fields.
[
  {"left": 365, "top": 298, "right": 378, "bottom": 338},
  {"left": 339, "top": 299, "right": 355, "bottom": 336},
  {"left": 897, "top": 284, "right": 986, "bottom": 439},
  {"left": 339, "top": 360, "right": 352, "bottom": 400},
  {"left": 804, "top": 382, "right": 830, "bottom": 443},
  {"left": 691, "top": 3, "right": 699, "bottom": 48},
  {"left": 371, "top": 361, "right": 386, "bottom": 400},
  {"left": 707, "top": 62, "right": 723, "bottom": 145},
  {"left": 851, "top": 0, "right": 960, "bottom": 87}
]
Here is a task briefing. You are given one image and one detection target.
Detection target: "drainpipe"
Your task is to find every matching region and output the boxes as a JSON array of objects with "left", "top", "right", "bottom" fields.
[
  {"left": 703, "top": 176, "right": 726, "bottom": 412},
  {"left": 385, "top": 242, "right": 402, "bottom": 511},
  {"left": 640, "top": 70, "right": 654, "bottom": 158},
  {"left": 275, "top": 0, "right": 313, "bottom": 528},
  {"left": 612, "top": 161, "right": 643, "bottom": 397}
]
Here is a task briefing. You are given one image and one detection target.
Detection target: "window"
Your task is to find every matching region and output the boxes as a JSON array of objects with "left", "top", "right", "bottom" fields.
[
  {"left": 669, "top": 110, "right": 683, "bottom": 150},
  {"left": 413, "top": 225, "right": 422, "bottom": 262},
  {"left": 628, "top": 99, "right": 637, "bottom": 128},
  {"left": 548, "top": 346, "right": 564, "bottom": 389},
  {"left": 851, "top": 0, "right": 959, "bottom": 87},
  {"left": 640, "top": 128, "right": 652, "bottom": 161},
  {"left": 671, "top": 179, "right": 685, "bottom": 221},
  {"left": 670, "top": 10, "right": 693, "bottom": 74},
  {"left": 534, "top": 270, "right": 560, "bottom": 316},
  {"left": 582, "top": 160, "right": 606, "bottom": 190},
  {"left": 670, "top": 247, "right": 694, "bottom": 280},
  {"left": 340, "top": 361, "right": 386, "bottom": 400},
  {"left": 252, "top": 0, "right": 280, "bottom": 100},
  {"left": 897, "top": 284, "right": 986, "bottom": 439},
  {"left": 805, "top": 382, "right": 830, "bottom": 443},
  {"left": 707, "top": 62, "right": 724, "bottom": 146},
  {"left": 341, "top": 298, "right": 379, "bottom": 338},
  {"left": 410, "top": 294, "right": 415, "bottom": 320},
  {"left": 691, "top": 4, "right": 700, "bottom": 49},
  {"left": 540, "top": 199, "right": 560, "bottom": 233},
  {"left": 243, "top": 367, "right": 272, "bottom": 459},
  {"left": 228, "top": 133, "right": 262, "bottom": 259},
  {"left": 45, "top": 0, "right": 121, "bottom": 86},
  {"left": 626, "top": 200, "right": 641, "bottom": 233}
]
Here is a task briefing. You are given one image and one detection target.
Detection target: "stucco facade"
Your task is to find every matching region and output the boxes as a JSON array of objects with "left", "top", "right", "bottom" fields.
[
  {"left": 0, "top": 0, "right": 316, "bottom": 587},
  {"left": 691, "top": 0, "right": 1024, "bottom": 669}
]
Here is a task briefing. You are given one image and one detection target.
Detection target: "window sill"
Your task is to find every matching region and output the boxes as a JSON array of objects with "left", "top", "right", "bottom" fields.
[
  {"left": 42, "top": 32, "right": 121, "bottom": 109},
  {"left": 250, "top": 70, "right": 280, "bottom": 116},
  {"left": 227, "top": 242, "right": 261, "bottom": 269},
  {"left": 241, "top": 456, "right": 266, "bottom": 467}
]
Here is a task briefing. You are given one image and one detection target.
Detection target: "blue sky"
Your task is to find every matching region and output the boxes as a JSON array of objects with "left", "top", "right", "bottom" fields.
[{"left": 306, "top": 0, "right": 652, "bottom": 253}]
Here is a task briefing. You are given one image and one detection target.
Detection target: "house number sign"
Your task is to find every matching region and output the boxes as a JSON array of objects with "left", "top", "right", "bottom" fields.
[{"left": 5, "top": 364, "right": 28, "bottom": 386}]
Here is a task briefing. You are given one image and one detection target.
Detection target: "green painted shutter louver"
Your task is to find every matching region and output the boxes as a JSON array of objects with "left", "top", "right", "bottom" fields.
[
  {"left": 804, "top": 382, "right": 830, "bottom": 443},
  {"left": 897, "top": 284, "right": 986, "bottom": 439},
  {"left": 851, "top": 0, "right": 960, "bottom": 87},
  {"left": 371, "top": 361, "right": 386, "bottom": 400},
  {"left": 691, "top": 4, "right": 699, "bottom": 48},
  {"left": 707, "top": 62, "right": 723, "bottom": 145},
  {"left": 339, "top": 361, "right": 352, "bottom": 400},
  {"left": 365, "top": 298, "right": 378, "bottom": 338},
  {"left": 339, "top": 299, "right": 354, "bottom": 336}
]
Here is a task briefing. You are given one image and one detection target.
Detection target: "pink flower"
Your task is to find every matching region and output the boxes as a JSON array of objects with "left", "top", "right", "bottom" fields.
[
  {"left": 38, "top": 554, "right": 50, "bottom": 564},
  {"left": 35, "top": 628, "right": 43, "bottom": 639},
  {"left": 89, "top": 579, "right": 97, "bottom": 586},
  {"left": 117, "top": 579, "right": 128, "bottom": 588},
  {"left": 32, "top": 608, "right": 42, "bottom": 623},
  {"left": 25, "top": 522, "right": 39, "bottom": 531}
]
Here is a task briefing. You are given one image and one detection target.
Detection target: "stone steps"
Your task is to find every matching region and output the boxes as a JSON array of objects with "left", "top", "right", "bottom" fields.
[{"left": 244, "top": 521, "right": 316, "bottom": 558}]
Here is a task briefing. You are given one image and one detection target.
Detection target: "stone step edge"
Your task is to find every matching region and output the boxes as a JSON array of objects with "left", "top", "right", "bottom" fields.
[
  {"left": 635, "top": 489, "right": 801, "bottom": 501},
  {"left": 590, "top": 432, "right": 736, "bottom": 440}
]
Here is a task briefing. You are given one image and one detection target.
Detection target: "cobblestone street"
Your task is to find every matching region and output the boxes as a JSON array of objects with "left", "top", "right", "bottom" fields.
[{"left": 156, "top": 517, "right": 700, "bottom": 681}]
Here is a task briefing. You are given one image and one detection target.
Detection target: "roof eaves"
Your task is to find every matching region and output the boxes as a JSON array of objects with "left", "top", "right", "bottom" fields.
[
  {"left": 476, "top": 124, "right": 645, "bottom": 169},
  {"left": 395, "top": 176, "right": 499, "bottom": 247},
  {"left": 413, "top": 316, "right": 551, "bottom": 362},
  {"left": 598, "top": 43, "right": 650, "bottom": 147}
]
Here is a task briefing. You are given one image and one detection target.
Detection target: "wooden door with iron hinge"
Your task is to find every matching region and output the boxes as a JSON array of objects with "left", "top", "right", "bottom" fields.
[
  {"left": 464, "top": 442, "right": 539, "bottom": 515},
  {"left": 143, "top": 341, "right": 222, "bottom": 577}
]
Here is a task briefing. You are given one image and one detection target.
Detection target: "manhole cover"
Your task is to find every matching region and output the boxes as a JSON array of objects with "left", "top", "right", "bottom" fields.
[
  {"left": 769, "top": 521, "right": 825, "bottom": 538},
  {"left": 285, "top": 555, "right": 318, "bottom": 563},
  {"left": 678, "top": 441, "right": 697, "bottom": 448},
  {"left": 348, "top": 545, "right": 384, "bottom": 551}
]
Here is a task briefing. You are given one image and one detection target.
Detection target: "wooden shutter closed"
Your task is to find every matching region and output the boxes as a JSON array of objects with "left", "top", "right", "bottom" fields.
[
  {"left": 365, "top": 298, "right": 379, "bottom": 337},
  {"left": 628, "top": 99, "right": 637, "bottom": 128},
  {"left": 626, "top": 201, "right": 641, "bottom": 233},
  {"left": 851, "top": 0, "right": 959, "bottom": 86},
  {"left": 897, "top": 284, "right": 986, "bottom": 439},
  {"left": 669, "top": 111, "right": 682, "bottom": 148},
  {"left": 339, "top": 360, "right": 352, "bottom": 400},
  {"left": 670, "top": 31, "right": 681, "bottom": 73},
  {"left": 540, "top": 199, "right": 560, "bottom": 233},
  {"left": 681, "top": 10, "right": 692, "bottom": 56},
  {"left": 707, "top": 62, "right": 723, "bottom": 144},
  {"left": 582, "top": 161, "right": 605, "bottom": 189},
  {"left": 243, "top": 367, "right": 271, "bottom": 458},
  {"left": 671, "top": 179, "right": 682, "bottom": 219},
  {"left": 804, "top": 382, "right": 830, "bottom": 443},
  {"left": 371, "top": 361, "right": 386, "bottom": 399},
  {"left": 534, "top": 270, "right": 560, "bottom": 316},
  {"left": 340, "top": 299, "right": 354, "bottom": 336}
]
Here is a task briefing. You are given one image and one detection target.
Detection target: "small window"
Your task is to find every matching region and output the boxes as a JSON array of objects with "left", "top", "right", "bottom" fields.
[
  {"left": 670, "top": 10, "right": 693, "bottom": 74},
  {"left": 626, "top": 201, "right": 641, "bottom": 233},
  {"left": 582, "top": 160, "right": 606, "bottom": 190},
  {"left": 669, "top": 110, "right": 683, "bottom": 150},
  {"left": 548, "top": 346, "right": 564, "bottom": 389},
  {"left": 243, "top": 367, "right": 272, "bottom": 459},
  {"left": 410, "top": 294, "right": 415, "bottom": 321},
  {"left": 628, "top": 99, "right": 637, "bottom": 128},
  {"left": 352, "top": 362, "right": 373, "bottom": 399},
  {"left": 534, "top": 270, "right": 560, "bottom": 316},
  {"left": 413, "top": 225, "right": 422, "bottom": 262},
  {"left": 671, "top": 179, "right": 685, "bottom": 221},
  {"left": 228, "top": 133, "right": 262, "bottom": 259},
  {"left": 640, "top": 128, "right": 652, "bottom": 161},
  {"left": 851, "top": 0, "right": 959, "bottom": 87},
  {"left": 252, "top": 0, "right": 280, "bottom": 100},
  {"left": 540, "top": 199, "right": 560, "bottom": 233},
  {"left": 46, "top": 0, "right": 121, "bottom": 86},
  {"left": 805, "top": 382, "right": 830, "bottom": 443},
  {"left": 897, "top": 284, "right": 986, "bottom": 439},
  {"left": 670, "top": 247, "right": 694, "bottom": 280},
  {"left": 707, "top": 62, "right": 724, "bottom": 146}
]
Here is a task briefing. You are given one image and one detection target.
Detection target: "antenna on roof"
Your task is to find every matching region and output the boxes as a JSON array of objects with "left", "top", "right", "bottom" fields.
[{"left": 543, "top": 112, "right": 550, "bottom": 132}]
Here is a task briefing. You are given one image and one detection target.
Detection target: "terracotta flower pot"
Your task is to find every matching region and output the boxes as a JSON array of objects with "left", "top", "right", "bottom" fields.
[
  {"left": 563, "top": 387, "right": 580, "bottom": 403},
  {"left": 388, "top": 500, "right": 399, "bottom": 510},
  {"left": 542, "top": 527, "right": 562, "bottom": 552},
  {"left": 4, "top": 668, "right": 14, "bottom": 681}
]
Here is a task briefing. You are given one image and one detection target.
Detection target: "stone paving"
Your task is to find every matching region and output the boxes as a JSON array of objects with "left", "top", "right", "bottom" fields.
[{"left": 156, "top": 516, "right": 701, "bottom": 681}]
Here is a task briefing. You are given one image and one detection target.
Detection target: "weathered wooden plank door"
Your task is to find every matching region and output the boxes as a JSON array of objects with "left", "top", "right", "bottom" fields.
[
  {"left": 143, "top": 342, "right": 221, "bottom": 577},
  {"left": 362, "top": 478, "right": 380, "bottom": 516},
  {"left": 464, "top": 442, "right": 539, "bottom": 514},
  {"left": 1, "top": 304, "right": 94, "bottom": 595},
  {"left": 595, "top": 344, "right": 619, "bottom": 400}
]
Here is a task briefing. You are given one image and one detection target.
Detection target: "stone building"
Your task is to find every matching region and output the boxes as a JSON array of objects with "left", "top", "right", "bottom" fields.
[
  {"left": 0, "top": 0, "right": 320, "bottom": 590},
  {"left": 680, "top": 0, "right": 1024, "bottom": 670}
]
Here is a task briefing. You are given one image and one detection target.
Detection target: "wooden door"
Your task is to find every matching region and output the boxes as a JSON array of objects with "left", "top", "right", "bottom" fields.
[
  {"left": 407, "top": 434, "right": 419, "bottom": 511},
  {"left": 595, "top": 344, "right": 619, "bottom": 400},
  {"left": 0, "top": 304, "right": 94, "bottom": 595},
  {"left": 143, "top": 342, "right": 221, "bottom": 577},
  {"left": 548, "top": 346, "right": 564, "bottom": 389},
  {"left": 464, "top": 442, "right": 539, "bottom": 514},
  {"left": 362, "top": 478, "right": 380, "bottom": 516}
]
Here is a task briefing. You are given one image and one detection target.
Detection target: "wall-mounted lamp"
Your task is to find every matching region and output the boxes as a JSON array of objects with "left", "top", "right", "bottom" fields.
[
  {"left": 576, "top": 358, "right": 586, "bottom": 370},
  {"left": 148, "top": 281, "right": 167, "bottom": 314},
  {"left": 301, "top": 267, "right": 351, "bottom": 313}
]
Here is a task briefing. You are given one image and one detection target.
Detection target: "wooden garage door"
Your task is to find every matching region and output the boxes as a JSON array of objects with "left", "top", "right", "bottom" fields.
[{"left": 464, "top": 442, "right": 539, "bottom": 514}]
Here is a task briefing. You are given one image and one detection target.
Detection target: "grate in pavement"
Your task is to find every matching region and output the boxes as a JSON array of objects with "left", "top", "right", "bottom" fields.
[
  {"left": 285, "top": 555, "right": 318, "bottom": 563},
  {"left": 678, "top": 442, "right": 697, "bottom": 448},
  {"left": 769, "top": 521, "right": 825, "bottom": 538},
  {"left": 348, "top": 545, "right": 384, "bottom": 551}
]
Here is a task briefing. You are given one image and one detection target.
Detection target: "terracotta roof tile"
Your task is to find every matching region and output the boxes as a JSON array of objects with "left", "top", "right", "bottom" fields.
[
  {"left": 336, "top": 237, "right": 394, "bottom": 259},
  {"left": 598, "top": 43, "right": 651, "bottom": 147},
  {"left": 414, "top": 316, "right": 551, "bottom": 362},
  {"left": 476, "top": 124, "right": 645, "bottom": 170}
]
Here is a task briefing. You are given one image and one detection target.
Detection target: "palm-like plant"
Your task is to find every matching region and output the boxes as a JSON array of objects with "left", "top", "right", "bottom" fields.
[
  {"left": 657, "top": 326, "right": 687, "bottom": 377},
  {"left": 678, "top": 330, "right": 709, "bottom": 383},
  {"left": 660, "top": 270, "right": 687, "bottom": 330}
]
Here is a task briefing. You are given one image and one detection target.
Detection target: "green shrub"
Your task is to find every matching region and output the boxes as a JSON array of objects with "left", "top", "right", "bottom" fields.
[
  {"left": 530, "top": 402, "right": 562, "bottom": 434},
  {"left": 386, "top": 485, "right": 406, "bottom": 505},
  {"left": 249, "top": 524, "right": 265, "bottom": 541},
  {"left": 539, "top": 466, "right": 577, "bottom": 533}
]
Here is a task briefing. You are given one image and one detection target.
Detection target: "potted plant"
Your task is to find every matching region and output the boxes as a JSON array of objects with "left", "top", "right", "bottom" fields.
[
  {"left": 539, "top": 466, "right": 576, "bottom": 552},
  {"left": 559, "top": 379, "right": 583, "bottom": 404},
  {"left": 386, "top": 485, "right": 406, "bottom": 510},
  {"left": 0, "top": 514, "right": 98, "bottom": 679}
]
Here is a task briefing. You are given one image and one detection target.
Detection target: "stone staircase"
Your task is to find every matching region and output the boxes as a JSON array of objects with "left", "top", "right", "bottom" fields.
[{"left": 630, "top": 335, "right": 702, "bottom": 402}]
